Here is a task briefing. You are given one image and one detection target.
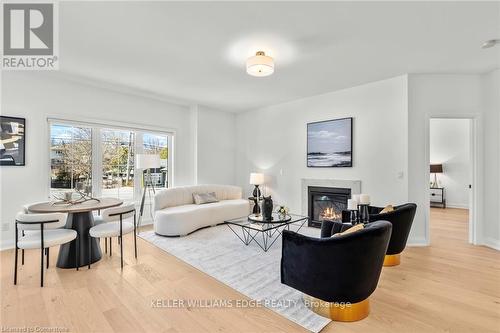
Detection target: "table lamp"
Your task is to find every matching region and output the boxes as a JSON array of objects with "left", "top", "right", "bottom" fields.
[
  {"left": 430, "top": 164, "right": 443, "bottom": 188},
  {"left": 136, "top": 154, "right": 161, "bottom": 228},
  {"left": 249, "top": 173, "right": 264, "bottom": 215},
  {"left": 249, "top": 173, "right": 264, "bottom": 197}
]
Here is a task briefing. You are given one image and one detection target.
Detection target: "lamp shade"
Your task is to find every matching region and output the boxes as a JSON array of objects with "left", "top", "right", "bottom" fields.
[
  {"left": 430, "top": 164, "right": 443, "bottom": 173},
  {"left": 249, "top": 172, "right": 264, "bottom": 185},
  {"left": 136, "top": 154, "right": 160, "bottom": 169}
]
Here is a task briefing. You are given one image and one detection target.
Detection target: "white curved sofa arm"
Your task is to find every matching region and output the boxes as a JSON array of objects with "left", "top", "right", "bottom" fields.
[{"left": 154, "top": 184, "right": 243, "bottom": 211}]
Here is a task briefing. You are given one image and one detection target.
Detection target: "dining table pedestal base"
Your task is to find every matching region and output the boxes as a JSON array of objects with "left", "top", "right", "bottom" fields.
[{"left": 56, "top": 212, "right": 102, "bottom": 269}]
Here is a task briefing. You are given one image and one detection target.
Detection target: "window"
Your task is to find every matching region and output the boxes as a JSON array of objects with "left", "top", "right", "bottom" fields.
[
  {"left": 50, "top": 124, "right": 92, "bottom": 198},
  {"left": 142, "top": 133, "right": 169, "bottom": 190},
  {"left": 101, "top": 129, "right": 135, "bottom": 201},
  {"left": 48, "top": 121, "right": 172, "bottom": 205}
]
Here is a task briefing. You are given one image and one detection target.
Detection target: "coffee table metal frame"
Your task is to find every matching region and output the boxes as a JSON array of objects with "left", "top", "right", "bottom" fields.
[{"left": 225, "top": 213, "right": 308, "bottom": 252}]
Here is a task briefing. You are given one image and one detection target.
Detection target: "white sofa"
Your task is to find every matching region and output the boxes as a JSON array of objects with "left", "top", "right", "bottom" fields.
[{"left": 153, "top": 184, "right": 249, "bottom": 236}]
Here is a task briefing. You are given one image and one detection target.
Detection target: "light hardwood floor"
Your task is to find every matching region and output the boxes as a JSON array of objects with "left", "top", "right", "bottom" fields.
[{"left": 1, "top": 208, "right": 499, "bottom": 332}]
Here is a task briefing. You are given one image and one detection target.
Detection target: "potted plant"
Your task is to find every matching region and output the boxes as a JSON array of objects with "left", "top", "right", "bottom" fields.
[{"left": 276, "top": 205, "right": 289, "bottom": 219}]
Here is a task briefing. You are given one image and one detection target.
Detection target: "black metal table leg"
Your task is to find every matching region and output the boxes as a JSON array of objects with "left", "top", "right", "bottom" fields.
[{"left": 226, "top": 217, "right": 309, "bottom": 252}]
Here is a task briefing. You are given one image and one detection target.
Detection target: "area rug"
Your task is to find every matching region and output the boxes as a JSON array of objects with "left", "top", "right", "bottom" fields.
[{"left": 139, "top": 224, "right": 331, "bottom": 332}]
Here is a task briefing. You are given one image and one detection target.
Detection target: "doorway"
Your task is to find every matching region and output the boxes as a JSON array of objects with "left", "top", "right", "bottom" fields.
[{"left": 429, "top": 118, "right": 475, "bottom": 244}]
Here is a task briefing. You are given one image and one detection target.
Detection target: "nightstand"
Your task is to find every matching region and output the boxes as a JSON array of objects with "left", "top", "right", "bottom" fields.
[{"left": 430, "top": 187, "right": 446, "bottom": 208}]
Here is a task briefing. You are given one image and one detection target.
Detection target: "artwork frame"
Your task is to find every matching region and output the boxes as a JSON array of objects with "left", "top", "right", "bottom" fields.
[
  {"left": 0, "top": 116, "right": 26, "bottom": 166},
  {"left": 307, "top": 117, "right": 353, "bottom": 168}
]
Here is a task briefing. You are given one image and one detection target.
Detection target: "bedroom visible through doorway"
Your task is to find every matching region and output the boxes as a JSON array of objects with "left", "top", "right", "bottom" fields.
[{"left": 429, "top": 118, "right": 474, "bottom": 244}]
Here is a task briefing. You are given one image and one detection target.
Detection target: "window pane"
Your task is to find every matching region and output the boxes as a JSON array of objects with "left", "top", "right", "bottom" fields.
[
  {"left": 50, "top": 124, "right": 92, "bottom": 198},
  {"left": 101, "top": 129, "right": 135, "bottom": 201},
  {"left": 143, "top": 133, "right": 168, "bottom": 189}
]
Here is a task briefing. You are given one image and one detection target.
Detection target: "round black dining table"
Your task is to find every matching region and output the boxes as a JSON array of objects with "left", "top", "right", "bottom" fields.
[{"left": 28, "top": 198, "right": 123, "bottom": 268}]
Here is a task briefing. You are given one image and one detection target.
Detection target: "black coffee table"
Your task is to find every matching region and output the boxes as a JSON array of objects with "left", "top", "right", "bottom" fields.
[{"left": 225, "top": 213, "right": 308, "bottom": 252}]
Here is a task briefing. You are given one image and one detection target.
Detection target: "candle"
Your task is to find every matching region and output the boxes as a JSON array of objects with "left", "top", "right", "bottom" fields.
[
  {"left": 347, "top": 199, "right": 358, "bottom": 210},
  {"left": 359, "top": 194, "right": 371, "bottom": 205}
]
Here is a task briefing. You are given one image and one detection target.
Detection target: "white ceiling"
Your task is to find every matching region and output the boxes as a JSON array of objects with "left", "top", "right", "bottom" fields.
[{"left": 60, "top": 1, "right": 500, "bottom": 112}]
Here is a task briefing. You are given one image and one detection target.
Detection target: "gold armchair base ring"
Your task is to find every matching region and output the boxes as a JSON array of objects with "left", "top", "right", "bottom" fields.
[
  {"left": 383, "top": 254, "right": 401, "bottom": 266},
  {"left": 303, "top": 295, "right": 370, "bottom": 322}
]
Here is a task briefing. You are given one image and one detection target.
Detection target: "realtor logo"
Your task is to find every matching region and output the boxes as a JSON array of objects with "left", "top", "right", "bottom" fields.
[{"left": 2, "top": 2, "right": 58, "bottom": 70}]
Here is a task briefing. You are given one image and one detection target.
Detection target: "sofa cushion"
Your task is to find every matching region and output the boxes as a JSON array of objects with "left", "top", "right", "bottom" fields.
[{"left": 193, "top": 192, "right": 219, "bottom": 205}]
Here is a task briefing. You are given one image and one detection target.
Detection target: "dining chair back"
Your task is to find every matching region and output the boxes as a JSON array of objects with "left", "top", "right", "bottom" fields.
[
  {"left": 88, "top": 203, "right": 137, "bottom": 269},
  {"left": 20, "top": 202, "right": 64, "bottom": 265},
  {"left": 14, "top": 212, "right": 77, "bottom": 287}
]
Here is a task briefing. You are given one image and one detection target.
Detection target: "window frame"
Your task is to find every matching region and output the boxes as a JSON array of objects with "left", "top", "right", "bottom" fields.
[{"left": 47, "top": 118, "right": 174, "bottom": 203}]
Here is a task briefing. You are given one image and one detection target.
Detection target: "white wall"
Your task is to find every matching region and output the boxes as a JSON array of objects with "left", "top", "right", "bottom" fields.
[
  {"left": 408, "top": 72, "right": 499, "bottom": 248},
  {"left": 429, "top": 119, "right": 471, "bottom": 208},
  {"left": 235, "top": 76, "right": 409, "bottom": 219},
  {"left": 481, "top": 69, "right": 500, "bottom": 248},
  {"left": 0, "top": 71, "right": 235, "bottom": 249},
  {"left": 236, "top": 72, "right": 499, "bottom": 249},
  {"left": 196, "top": 106, "right": 236, "bottom": 185}
]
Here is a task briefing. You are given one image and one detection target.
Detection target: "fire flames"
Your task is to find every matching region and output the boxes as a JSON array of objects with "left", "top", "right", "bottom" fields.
[{"left": 320, "top": 207, "right": 341, "bottom": 221}]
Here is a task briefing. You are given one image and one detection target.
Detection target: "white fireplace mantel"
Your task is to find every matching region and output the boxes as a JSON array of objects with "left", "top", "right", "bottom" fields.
[{"left": 301, "top": 179, "right": 361, "bottom": 216}]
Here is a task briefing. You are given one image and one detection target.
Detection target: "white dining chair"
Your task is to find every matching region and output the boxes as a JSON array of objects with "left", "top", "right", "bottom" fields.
[
  {"left": 14, "top": 212, "right": 78, "bottom": 287},
  {"left": 88, "top": 203, "right": 137, "bottom": 269},
  {"left": 22, "top": 202, "right": 45, "bottom": 214},
  {"left": 21, "top": 201, "right": 63, "bottom": 266},
  {"left": 93, "top": 208, "right": 118, "bottom": 254}
]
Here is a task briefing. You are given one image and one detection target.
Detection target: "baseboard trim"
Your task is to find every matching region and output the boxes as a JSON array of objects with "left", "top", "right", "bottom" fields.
[
  {"left": 406, "top": 237, "right": 429, "bottom": 247},
  {"left": 445, "top": 203, "right": 469, "bottom": 209},
  {"left": 483, "top": 237, "right": 500, "bottom": 251},
  {"left": 0, "top": 240, "right": 14, "bottom": 251}
]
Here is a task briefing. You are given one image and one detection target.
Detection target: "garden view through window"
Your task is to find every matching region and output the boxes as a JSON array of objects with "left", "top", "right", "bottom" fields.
[
  {"left": 50, "top": 124, "right": 92, "bottom": 199},
  {"left": 101, "top": 129, "right": 135, "bottom": 201},
  {"left": 50, "top": 122, "right": 170, "bottom": 203}
]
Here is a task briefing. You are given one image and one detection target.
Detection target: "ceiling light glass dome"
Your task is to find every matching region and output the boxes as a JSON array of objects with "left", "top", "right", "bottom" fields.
[{"left": 246, "top": 51, "right": 274, "bottom": 77}]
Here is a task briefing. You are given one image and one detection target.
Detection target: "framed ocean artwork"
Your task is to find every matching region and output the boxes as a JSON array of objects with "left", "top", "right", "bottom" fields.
[{"left": 307, "top": 117, "right": 352, "bottom": 167}]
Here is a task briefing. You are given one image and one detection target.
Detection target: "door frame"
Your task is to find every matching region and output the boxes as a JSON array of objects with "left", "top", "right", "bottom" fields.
[{"left": 427, "top": 115, "right": 480, "bottom": 245}]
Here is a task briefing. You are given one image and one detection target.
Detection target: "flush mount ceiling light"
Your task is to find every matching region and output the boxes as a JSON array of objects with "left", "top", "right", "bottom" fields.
[
  {"left": 481, "top": 39, "right": 500, "bottom": 49},
  {"left": 246, "top": 51, "right": 274, "bottom": 77}
]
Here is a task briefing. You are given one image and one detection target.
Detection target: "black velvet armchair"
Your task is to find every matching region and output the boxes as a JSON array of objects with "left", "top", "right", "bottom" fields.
[
  {"left": 368, "top": 203, "right": 417, "bottom": 266},
  {"left": 280, "top": 221, "right": 392, "bottom": 321}
]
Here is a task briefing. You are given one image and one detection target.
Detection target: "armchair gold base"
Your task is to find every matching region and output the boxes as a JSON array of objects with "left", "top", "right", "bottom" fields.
[
  {"left": 383, "top": 254, "right": 401, "bottom": 266},
  {"left": 303, "top": 295, "right": 370, "bottom": 322}
]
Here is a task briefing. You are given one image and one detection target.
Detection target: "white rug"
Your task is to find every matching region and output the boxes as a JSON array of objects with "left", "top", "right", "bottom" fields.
[{"left": 139, "top": 224, "right": 331, "bottom": 332}]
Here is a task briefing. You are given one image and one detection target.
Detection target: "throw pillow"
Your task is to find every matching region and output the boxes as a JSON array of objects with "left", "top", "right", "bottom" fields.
[
  {"left": 193, "top": 192, "right": 219, "bottom": 205},
  {"left": 331, "top": 223, "right": 364, "bottom": 237},
  {"left": 379, "top": 205, "right": 395, "bottom": 214}
]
